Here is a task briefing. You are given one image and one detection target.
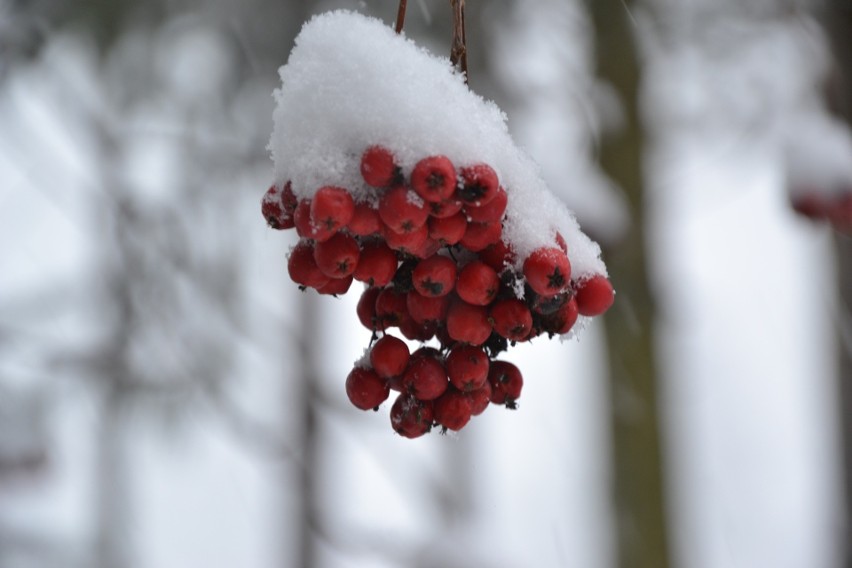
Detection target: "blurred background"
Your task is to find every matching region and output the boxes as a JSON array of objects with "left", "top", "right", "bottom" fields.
[{"left": 1, "top": 0, "right": 851, "bottom": 567}]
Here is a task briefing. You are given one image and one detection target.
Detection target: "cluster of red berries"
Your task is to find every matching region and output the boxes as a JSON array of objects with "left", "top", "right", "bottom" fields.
[
  {"left": 262, "top": 145, "right": 614, "bottom": 438},
  {"left": 791, "top": 190, "right": 852, "bottom": 234}
]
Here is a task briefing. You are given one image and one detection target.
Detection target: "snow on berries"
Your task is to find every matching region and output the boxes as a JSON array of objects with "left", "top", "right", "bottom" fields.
[{"left": 262, "top": 10, "right": 614, "bottom": 437}]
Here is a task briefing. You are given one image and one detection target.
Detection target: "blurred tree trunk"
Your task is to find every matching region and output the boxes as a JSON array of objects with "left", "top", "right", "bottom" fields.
[
  {"left": 824, "top": 3, "right": 852, "bottom": 566},
  {"left": 293, "top": 292, "right": 321, "bottom": 568},
  {"left": 586, "top": 2, "right": 671, "bottom": 568}
]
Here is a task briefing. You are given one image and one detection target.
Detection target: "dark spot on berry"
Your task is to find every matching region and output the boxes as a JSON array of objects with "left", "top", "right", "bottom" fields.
[
  {"left": 458, "top": 183, "right": 487, "bottom": 202},
  {"left": 547, "top": 268, "right": 566, "bottom": 291},
  {"left": 427, "top": 172, "right": 446, "bottom": 189},
  {"left": 420, "top": 278, "right": 444, "bottom": 296}
]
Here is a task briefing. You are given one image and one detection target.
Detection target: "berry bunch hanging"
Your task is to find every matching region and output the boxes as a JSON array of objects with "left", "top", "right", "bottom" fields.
[
  {"left": 263, "top": 10, "right": 614, "bottom": 438},
  {"left": 263, "top": 147, "right": 613, "bottom": 437}
]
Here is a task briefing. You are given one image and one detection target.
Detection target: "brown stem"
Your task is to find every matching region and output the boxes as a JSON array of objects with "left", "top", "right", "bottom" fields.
[
  {"left": 395, "top": 0, "right": 407, "bottom": 34},
  {"left": 449, "top": 0, "right": 468, "bottom": 83}
]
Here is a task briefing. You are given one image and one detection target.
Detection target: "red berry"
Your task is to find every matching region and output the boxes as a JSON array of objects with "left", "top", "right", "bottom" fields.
[
  {"left": 345, "top": 367, "right": 390, "bottom": 410},
  {"left": 433, "top": 388, "right": 473, "bottom": 431},
  {"left": 574, "top": 275, "right": 614, "bottom": 316},
  {"left": 464, "top": 186, "right": 507, "bottom": 223},
  {"left": 390, "top": 394, "right": 434, "bottom": 438},
  {"left": 479, "top": 240, "right": 515, "bottom": 273},
  {"left": 490, "top": 298, "right": 533, "bottom": 341},
  {"left": 428, "top": 211, "right": 468, "bottom": 246},
  {"left": 375, "top": 288, "right": 409, "bottom": 329},
  {"left": 456, "top": 261, "right": 500, "bottom": 306},
  {"left": 459, "top": 219, "right": 502, "bottom": 252},
  {"left": 281, "top": 182, "right": 298, "bottom": 213},
  {"left": 316, "top": 274, "right": 353, "bottom": 296},
  {"left": 360, "top": 146, "right": 398, "bottom": 187},
  {"left": 353, "top": 241, "right": 398, "bottom": 287},
  {"left": 540, "top": 296, "right": 579, "bottom": 335},
  {"left": 411, "top": 346, "right": 443, "bottom": 361},
  {"left": 523, "top": 247, "right": 571, "bottom": 297},
  {"left": 379, "top": 186, "right": 429, "bottom": 233},
  {"left": 409, "top": 236, "right": 442, "bottom": 259},
  {"left": 261, "top": 184, "right": 294, "bottom": 230},
  {"left": 401, "top": 355, "right": 449, "bottom": 401},
  {"left": 458, "top": 163, "right": 499, "bottom": 206},
  {"left": 288, "top": 240, "right": 331, "bottom": 289},
  {"left": 436, "top": 325, "right": 458, "bottom": 351},
  {"left": 399, "top": 317, "right": 438, "bottom": 342},
  {"left": 357, "top": 287, "right": 383, "bottom": 331},
  {"left": 313, "top": 232, "right": 360, "bottom": 278},
  {"left": 348, "top": 201, "right": 382, "bottom": 236},
  {"left": 294, "top": 199, "right": 335, "bottom": 242},
  {"left": 412, "top": 255, "right": 457, "bottom": 297},
  {"left": 428, "top": 198, "right": 464, "bottom": 219},
  {"left": 445, "top": 345, "right": 489, "bottom": 391},
  {"left": 467, "top": 382, "right": 492, "bottom": 415},
  {"left": 311, "top": 186, "right": 354, "bottom": 233},
  {"left": 382, "top": 222, "right": 429, "bottom": 255},
  {"left": 411, "top": 155, "right": 457, "bottom": 202},
  {"left": 488, "top": 360, "right": 523, "bottom": 409},
  {"left": 446, "top": 300, "right": 492, "bottom": 345},
  {"left": 406, "top": 290, "right": 450, "bottom": 324},
  {"left": 370, "top": 335, "right": 410, "bottom": 379}
]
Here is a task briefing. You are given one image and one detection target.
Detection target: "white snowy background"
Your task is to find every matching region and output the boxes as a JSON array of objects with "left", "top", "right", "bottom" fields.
[{"left": 0, "top": 0, "right": 846, "bottom": 567}]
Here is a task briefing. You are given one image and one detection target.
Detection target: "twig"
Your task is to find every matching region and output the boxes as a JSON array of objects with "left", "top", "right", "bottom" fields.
[
  {"left": 395, "top": 0, "right": 407, "bottom": 34},
  {"left": 449, "top": 0, "right": 468, "bottom": 83}
]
